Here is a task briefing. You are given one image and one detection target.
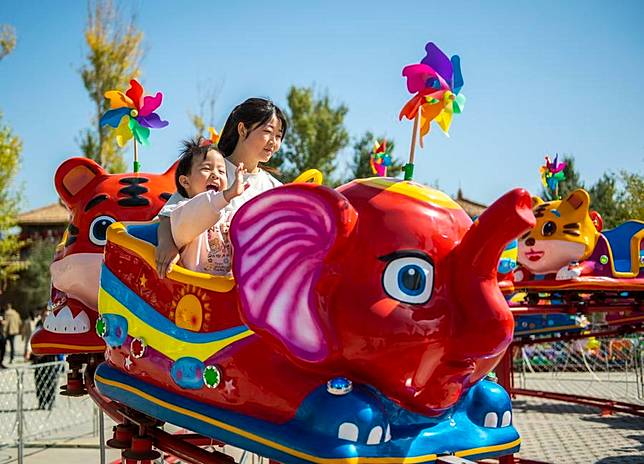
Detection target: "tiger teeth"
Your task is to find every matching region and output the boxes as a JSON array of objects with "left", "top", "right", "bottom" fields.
[{"left": 43, "top": 306, "right": 90, "bottom": 334}]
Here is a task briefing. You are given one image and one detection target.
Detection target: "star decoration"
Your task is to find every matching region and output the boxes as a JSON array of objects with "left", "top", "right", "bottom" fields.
[
  {"left": 139, "top": 274, "right": 147, "bottom": 288},
  {"left": 223, "top": 379, "right": 236, "bottom": 396},
  {"left": 124, "top": 356, "right": 133, "bottom": 370}
]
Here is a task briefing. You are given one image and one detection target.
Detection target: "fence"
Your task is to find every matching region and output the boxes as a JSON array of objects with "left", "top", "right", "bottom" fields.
[
  {"left": 0, "top": 361, "right": 107, "bottom": 452},
  {"left": 513, "top": 334, "right": 644, "bottom": 406}
]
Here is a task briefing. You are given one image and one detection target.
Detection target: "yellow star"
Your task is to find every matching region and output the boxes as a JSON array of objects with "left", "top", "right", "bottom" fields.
[{"left": 139, "top": 274, "right": 147, "bottom": 288}]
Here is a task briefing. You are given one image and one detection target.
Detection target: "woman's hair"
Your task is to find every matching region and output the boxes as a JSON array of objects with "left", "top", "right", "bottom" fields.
[
  {"left": 218, "top": 98, "right": 288, "bottom": 158},
  {"left": 175, "top": 137, "right": 220, "bottom": 198}
]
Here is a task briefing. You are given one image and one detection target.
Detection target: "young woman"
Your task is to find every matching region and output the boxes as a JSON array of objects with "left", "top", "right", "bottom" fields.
[{"left": 155, "top": 98, "right": 287, "bottom": 277}]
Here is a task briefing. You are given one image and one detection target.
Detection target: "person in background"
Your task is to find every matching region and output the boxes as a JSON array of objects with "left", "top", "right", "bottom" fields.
[
  {"left": 3, "top": 303, "right": 22, "bottom": 365},
  {"left": 21, "top": 311, "right": 34, "bottom": 358},
  {"left": 25, "top": 307, "right": 59, "bottom": 410}
]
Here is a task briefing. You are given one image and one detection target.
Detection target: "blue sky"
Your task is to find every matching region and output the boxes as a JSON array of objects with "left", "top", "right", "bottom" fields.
[{"left": 1, "top": 0, "right": 643, "bottom": 211}]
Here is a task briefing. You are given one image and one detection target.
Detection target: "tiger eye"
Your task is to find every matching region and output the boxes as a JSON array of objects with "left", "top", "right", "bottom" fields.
[{"left": 542, "top": 221, "right": 557, "bottom": 237}]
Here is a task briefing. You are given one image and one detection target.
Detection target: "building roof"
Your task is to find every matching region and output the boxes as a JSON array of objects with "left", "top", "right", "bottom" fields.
[
  {"left": 454, "top": 188, "right": 487, "bottom": 218},
  {"left": 17, "top": 202, "right": 69, "bottom": 226}
]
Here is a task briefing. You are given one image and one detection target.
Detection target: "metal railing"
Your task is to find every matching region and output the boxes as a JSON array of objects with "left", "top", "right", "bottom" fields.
[{"left": 0, "top": 360, "right": 106, "bottom": 462}]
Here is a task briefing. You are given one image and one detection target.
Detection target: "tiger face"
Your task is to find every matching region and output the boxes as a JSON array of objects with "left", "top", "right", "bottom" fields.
[
  {"left": 517, "top": 189, "right": 599, "bottom": 274},
  {"left": 51, "top": 157, "right": 176, "bottom": 310}
]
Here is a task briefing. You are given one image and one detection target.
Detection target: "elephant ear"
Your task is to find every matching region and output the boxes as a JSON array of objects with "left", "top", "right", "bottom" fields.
[{"left": 230, "top": 183, "right": 357, "bottom": 364}]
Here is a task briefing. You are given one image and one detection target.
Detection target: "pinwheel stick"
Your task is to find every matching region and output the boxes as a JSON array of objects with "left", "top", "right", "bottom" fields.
[
  {"left": 133, "top": 140, "right": 140, "bottom": 173},
  {"left": 404, "top": 111, "right": 419, "bottom": 180}
]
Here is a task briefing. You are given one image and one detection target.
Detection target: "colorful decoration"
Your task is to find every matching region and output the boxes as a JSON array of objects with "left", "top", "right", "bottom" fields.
[
  {"left": 199, "top": 126, "right": 221, "bottom": 147},
  {"left": 399, "top": 42, "right": 465, "bottom": 180},
  {"left": 99, "top": 79, "right": 169, "bottom": 172},
  {"left": 203, "top": 365, "right": 221, "bottom": 389},
  {"left": 369, "top": 139, "right": 394, "bottom": 177},
  {"left": 130, "top": 337, "right": 146, "bottom": 359},
  {"left": 540, "top": 155, "right": 567, "bottom": 200}
]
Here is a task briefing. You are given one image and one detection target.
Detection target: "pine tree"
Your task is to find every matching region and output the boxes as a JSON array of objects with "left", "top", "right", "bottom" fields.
[{"left": 78, "top": 0, "right": 143, "bottom": 173}]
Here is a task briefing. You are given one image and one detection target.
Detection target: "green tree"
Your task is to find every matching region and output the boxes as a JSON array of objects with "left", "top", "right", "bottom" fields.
[
  {"left": 589, "top": 171, "right": 644, "bottom": 229},
  {"left": 2, "top": 238, "right": 56, "bottom": 316},
  {"left": 344, "top": 131, "right": 404, "bottom": 182},
  {"left": 540, "top": 155, "right": 584, "bottom": 200},
  {"left": 0, "top": 112, "right": 26, "bottom": 289},
  {"left": 0, "top": 24, "right": 16, "bottom": 61},
  {"left": 78, "top": 0, "right": 143, "bottom": 173},
  {"left": 268, "top": 86, "right": 349, "bottom": 184}
]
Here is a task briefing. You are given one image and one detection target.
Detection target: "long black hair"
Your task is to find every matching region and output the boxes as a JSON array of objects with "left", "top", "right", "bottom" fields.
[{"left": 218, "top": 98, "right": 287, "bottom": 158}]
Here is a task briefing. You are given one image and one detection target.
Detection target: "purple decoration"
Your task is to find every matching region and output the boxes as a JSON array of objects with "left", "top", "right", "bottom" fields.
[
  {"left": 420, "top": 42, "right": 453, "bottom": 85},
  {"left": 137, "top": 113, "right": 169, "bottom": 129}
]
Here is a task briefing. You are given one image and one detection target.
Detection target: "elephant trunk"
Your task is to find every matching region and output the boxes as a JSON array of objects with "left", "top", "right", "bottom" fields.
[{"left": 450, "top": 188, "right": 535, "bottom": 359}]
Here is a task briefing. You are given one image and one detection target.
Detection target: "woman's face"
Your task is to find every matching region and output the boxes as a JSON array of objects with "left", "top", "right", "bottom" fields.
[{"left": 240, "top": 114, "right": 283, "bottom": 163}]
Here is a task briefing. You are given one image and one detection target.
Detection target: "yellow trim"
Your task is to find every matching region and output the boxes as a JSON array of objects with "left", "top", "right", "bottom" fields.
[
  {"left": 107, "top": 222, "right": 235, "bottom": 293},
  {"left": 292, "top": 169, "right": 324, "bottom": 185},
  {"left": 603, "top": 223, "right": 644, "bottom": 278},
  {"left": 96, "top": 373, "right": 435, "bottom": 463},
  {"left": 354, "top": 178, "right": 462, "bottom": 210},
  {"left": 456, "top": 438, "right": 522, "bottom": 458},
  {"left": 96, "top": 373, "right": 520, "bottom": 464},
  {"left": 31, "top": 343, "right": 105, "bottom": 351},
  {"left": 99, "top": 288, "right": 253, "bottom": 362}
]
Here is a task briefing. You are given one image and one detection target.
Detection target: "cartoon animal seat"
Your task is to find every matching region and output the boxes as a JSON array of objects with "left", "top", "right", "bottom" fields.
[
  {"left": 94, "top": 179, "right": 535, "bottom": 463},
  {"left": 506, "top": 189, "right": 644, "bottom": 294},
  {"left": 31, "top": 158, "right": 176, "bottom": 356}
]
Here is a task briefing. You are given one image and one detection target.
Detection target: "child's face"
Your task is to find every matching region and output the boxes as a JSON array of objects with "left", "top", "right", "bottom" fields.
[
  {"left": 240, "top": 114, "right": 283, "bottom": 164},
  {"left": 180, "top": 150, "right": 228, "bottom": 198}
]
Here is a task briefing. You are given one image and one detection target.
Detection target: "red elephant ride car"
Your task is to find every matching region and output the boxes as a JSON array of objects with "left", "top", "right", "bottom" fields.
[{"left": 94, "top": 177, "right": 534, "bottom": 463}]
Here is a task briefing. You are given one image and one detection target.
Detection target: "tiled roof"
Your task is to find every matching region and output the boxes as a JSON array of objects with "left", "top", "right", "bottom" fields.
[
  {"left": 17, "top": 202, "right": 69, "bottom": 225},
  {"left": 454, "top": 189, "right": 487, "bottom": 218}
]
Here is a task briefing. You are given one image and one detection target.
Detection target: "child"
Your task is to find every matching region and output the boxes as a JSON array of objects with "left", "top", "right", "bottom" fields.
[
  {"left": 156, "top": 98, "right": 287, "bottom": 276},
  {"left": 160, "top": 138, "right": 247, "bottom": 276}
]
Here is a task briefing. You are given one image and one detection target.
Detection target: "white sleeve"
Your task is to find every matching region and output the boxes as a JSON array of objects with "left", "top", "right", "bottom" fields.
[
  {"left": 170, "top": 190, "right": 230, "bottom": 249},
  {"left": 158, "top": 192, "right": 187, "bottom": 217}
]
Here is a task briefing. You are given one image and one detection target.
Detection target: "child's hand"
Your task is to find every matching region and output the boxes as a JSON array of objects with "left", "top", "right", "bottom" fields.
[
  {"left": 223, "top": 162, "right": 248, "bottom": 203},
  {"left": 156, "top": 217, "right": 180, "bottom": 277}
]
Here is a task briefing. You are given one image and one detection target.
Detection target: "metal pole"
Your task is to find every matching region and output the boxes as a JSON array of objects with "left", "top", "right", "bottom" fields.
[
  {"left": 99, "top": 409, "right": 106, "bottom": 464},
  {"left": 17, "top": 369, "right": 24, "bottom": 464}
]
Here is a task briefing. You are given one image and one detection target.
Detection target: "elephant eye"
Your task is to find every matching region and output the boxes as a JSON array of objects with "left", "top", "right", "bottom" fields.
[{"left": 380, "top": 251, "right": 434, "bottom": 305}]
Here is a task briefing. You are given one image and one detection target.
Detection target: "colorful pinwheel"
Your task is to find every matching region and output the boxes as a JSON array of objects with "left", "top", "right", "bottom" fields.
[
  {"left": 370, "top": 139, "right": 394, "bottom": 177},
  {"left": 100, "top": 79, "right": 169, "bottom": 148},
  {"left": 199, "top": 126, "right": 220, "bottom": 147},
  {"left": 540, "top": 154, "right": 567, "bottom": 200},
  {"left": 400, "top": 42, "right": 465, "bottom": 146}
]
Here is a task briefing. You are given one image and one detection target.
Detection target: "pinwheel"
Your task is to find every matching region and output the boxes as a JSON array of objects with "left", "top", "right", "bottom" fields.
[
  {"left": 370, "top": 139, "right": 394, "bottom": 177},
  {"left": 399, "top": 42, "right": 465, "bottom": 180},
  {"left": 199, "top": 126, "right": 221, "bottom": 147},
  {"left": 99, "top": 79, "right": 169, "bottom": 172},
  {"left": 540, "top": 154, "right": 567, "bottom": 199}
]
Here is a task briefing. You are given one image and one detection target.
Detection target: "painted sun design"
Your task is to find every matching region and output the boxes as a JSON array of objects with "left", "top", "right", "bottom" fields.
[{"left": 170, "top": 285, "right": 211, "bottom": 331}]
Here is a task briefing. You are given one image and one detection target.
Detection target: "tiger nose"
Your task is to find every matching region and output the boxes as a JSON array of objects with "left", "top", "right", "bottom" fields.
[{"left": 525, "top": 237, "right": 535, "bottom": 247}]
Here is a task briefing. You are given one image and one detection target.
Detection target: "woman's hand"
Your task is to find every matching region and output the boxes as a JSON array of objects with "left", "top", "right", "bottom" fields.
[
  {"left": 156, "top": 217, "right": 180, "bottom": 277},
  {"left": 223, "top": 162, "right": 248, "bottom": 203}
]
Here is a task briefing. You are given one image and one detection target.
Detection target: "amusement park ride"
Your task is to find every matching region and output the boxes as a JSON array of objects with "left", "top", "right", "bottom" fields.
[{"left": 29, "top": 43, "right": 642, "bottom": 463}]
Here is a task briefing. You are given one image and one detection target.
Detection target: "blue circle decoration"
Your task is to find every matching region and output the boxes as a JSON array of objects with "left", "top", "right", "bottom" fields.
[{"left": 327, "top": 377, "right": 353, "bottom": 396}]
